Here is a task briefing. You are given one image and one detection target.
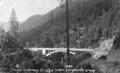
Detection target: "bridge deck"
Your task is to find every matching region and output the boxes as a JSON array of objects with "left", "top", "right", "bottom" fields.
[{"left": 27, "top": 48, "right": 94, "bottom": 52}]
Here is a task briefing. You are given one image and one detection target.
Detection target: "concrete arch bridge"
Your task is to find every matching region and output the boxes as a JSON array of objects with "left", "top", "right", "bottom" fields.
[{"left": 27, "top": 48, "right": 94, "bottom": 56}]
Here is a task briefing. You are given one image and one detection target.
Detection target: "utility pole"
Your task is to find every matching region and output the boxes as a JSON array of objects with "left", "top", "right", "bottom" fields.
[{"left": 66, "top": 0, "right": 70, "bottom": 65}]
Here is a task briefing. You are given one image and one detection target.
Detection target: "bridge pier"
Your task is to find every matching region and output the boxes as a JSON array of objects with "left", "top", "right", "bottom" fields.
[{"left": 42, "top": 49, "right": 46, "bottom": 55}]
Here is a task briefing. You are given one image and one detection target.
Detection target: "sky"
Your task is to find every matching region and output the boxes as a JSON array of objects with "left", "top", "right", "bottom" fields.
[
  {"left": 0, "top": 0, "right": 59, "bottom": 22},
  {"left": 0, "top": 0, "right": 59, "bottom": 32}
]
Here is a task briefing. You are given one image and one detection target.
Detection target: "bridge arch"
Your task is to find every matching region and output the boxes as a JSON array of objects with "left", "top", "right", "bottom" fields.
[{"left": 46, "top": 50, "right": 76, "bottom": 56}]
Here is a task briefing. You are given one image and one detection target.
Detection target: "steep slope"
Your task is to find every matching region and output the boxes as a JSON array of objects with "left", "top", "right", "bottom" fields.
[
  {"left": 92, "top": 37, "right": 114, "bottom": 59},
  {"left": 20, "top": 0, "right": 115, "bottom": 48},
  {"left": 19, "top": 15, "right": 49, "bottom": 32}
]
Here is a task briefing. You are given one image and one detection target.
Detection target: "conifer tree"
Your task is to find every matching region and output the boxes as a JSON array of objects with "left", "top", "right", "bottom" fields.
[{"left": 9, "top": 9, "right": 19, "bottom": 41}]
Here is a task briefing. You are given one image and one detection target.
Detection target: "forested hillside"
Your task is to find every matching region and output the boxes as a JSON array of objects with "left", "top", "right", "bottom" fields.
[
  {"left": 19, "top": 15, "right": 50, "bottom": 32},
  {"left": 20, "top": 0, "right": 118, "bottom": 48},
  {"left": 1, "top": 0, "right": 120, "bottom": 73}
]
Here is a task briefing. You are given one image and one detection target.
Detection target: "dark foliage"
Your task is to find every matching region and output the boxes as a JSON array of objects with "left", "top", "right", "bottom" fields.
[
  {"left": 113, "top": 32, "right": 120, "bottom": 49},
  {"left": 70, "top": 52, "right": 91, "bottom": 68}
]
